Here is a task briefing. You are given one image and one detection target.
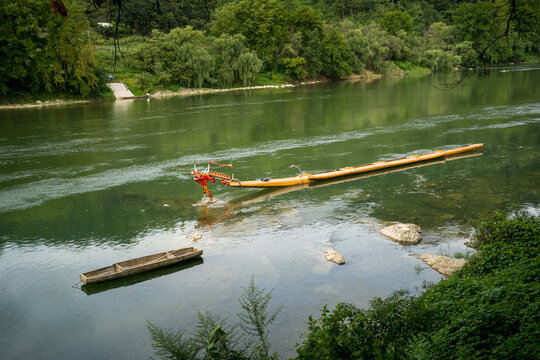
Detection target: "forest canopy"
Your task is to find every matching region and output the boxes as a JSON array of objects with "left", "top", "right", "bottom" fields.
[{"left": 1, "top": 0, "right": 539, "bottom": 98}]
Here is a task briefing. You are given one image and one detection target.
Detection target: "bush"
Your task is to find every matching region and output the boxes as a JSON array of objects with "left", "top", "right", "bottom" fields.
[
  {"left": 149, "top": 276, "right": 281, "bottom": 360},
  {"left": 296, "top": 290, "right": 430, "bottom": 359},
  {"left": 295, "top": 210, "right": 540, "bottom": 359},
  {"left": 423, "top": 49, "right": 460, "bottom": 71},
  {"left": 462, "top": 210, "right": 540, "bottom": 276},
  {"left": 281, "top": 57, "right": 307, "bottom": 80}
]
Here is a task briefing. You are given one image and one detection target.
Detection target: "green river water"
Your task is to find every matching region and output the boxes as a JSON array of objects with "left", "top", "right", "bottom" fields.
[{"left": 1, "top": 65, "right": 539, "bottom": 359}]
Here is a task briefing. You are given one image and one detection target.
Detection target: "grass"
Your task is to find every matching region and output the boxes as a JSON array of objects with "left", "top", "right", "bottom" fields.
[
  {"left": 395, "top": 61, "right": 431, "bottom": 75},
  {"left": 436, "top": 244, "right": 475, "bottom": 259},
  {"left": 253, "top": 71, "right": 288, "bottom": 86},
  {"left": 94, "top": 36, "right": 149, "bottom": 95}
]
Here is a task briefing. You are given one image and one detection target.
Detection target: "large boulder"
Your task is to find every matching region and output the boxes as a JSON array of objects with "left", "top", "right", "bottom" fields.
[
  {"left": 381, "top": 223, "right": 422, "bottom": 244},
  {"left": 325, "top": 248, "right": 345, "bottom": 265},
  {"left": 418, "top": 254, "right": 466, "bottom": 276}
]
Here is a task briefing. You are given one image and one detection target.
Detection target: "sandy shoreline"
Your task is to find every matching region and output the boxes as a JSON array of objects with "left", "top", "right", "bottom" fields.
[
  {"left": 151, "top": 81, "right": 324, "bottom": 98},
  {"left": 0, "top": 99, "right": 93, "bottom": 110}
]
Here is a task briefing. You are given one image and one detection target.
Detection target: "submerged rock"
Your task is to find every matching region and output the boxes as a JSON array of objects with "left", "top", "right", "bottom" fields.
[
  {"left": 325, "top": 248, "right": 345, "bottom": 265},
  {"left": 381, "top": 223, "right": 422, "bottom": 244},
  {"left": 187, "top": 232, "right": 202, "bottom": 242},
  {"left": 418, "top": 254, "right": 466, "bottom": 276}
]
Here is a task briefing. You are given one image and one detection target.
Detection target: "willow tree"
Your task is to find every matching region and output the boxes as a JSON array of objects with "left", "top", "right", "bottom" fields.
[
  {"left": 0, "top": 0, "right": 100, "bottom": 97},
  {"left": 213, "top": 34, "right": 262, "bottom": 87},
  {"left": 45, "top": 0, "right": 100, "bottom": 95},
  {"left": 133, "top": 26, "right": 214, "bottom": 88}
]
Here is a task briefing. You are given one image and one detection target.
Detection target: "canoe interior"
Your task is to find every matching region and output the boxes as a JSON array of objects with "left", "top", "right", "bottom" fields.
[{"left": 80, "top": 247, "right": 202, "bottom": 284}]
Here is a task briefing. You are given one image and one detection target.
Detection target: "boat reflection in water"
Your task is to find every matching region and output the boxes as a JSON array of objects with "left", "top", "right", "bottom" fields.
[{"left": 80, "top": 258, "right": 204, "bottom": 295}]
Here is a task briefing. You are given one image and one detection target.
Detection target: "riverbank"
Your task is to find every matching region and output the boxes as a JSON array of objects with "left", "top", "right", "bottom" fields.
[
  {"left": 143, "top": 70, "right": 388, "bottom": 99},
  {"left": 294, "top": 210, "right": 540, "bottom": 359},
  {"left": 0, "top": 99, "right": 93, "bottom": 110},
  {"left": 0, "top": 71, "right": 386, "bottom": 108}
]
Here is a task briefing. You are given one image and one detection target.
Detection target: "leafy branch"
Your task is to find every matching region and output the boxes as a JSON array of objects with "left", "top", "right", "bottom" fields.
[
  {"left": 237, "top": 275, "right": 283, "bottom": 359},
  {"left": 148, "top": 276, "right": 281, "bottom": 360}
]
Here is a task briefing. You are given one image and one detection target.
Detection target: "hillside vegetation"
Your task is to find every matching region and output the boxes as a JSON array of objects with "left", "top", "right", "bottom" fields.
[{"left": 1, "top": 0, "right": 539, "bottom": 101}]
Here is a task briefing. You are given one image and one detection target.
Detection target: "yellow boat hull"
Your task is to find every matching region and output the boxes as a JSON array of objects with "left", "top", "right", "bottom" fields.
[{"left": 227, "top": 144, "right": 483, "bottom": 188}]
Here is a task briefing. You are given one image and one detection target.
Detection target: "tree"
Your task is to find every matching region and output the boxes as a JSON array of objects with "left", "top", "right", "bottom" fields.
[
  {"left": 446, "top": 0, "right": 540, "bottom": 86},
  {"left": 44, "top": 1, "right": 100, "bottom": 95},
  {"left": 213, "top": 34, "right": 262, "bottom": 87},
  {"left": 134, "top": 26, "right": 214, "bottom": 88},
  {"left": 345, "top": 29, "right": 370, "bottom": 72},
  {"left": 0, "top": 0, "right": 101, "bottom": 97},
  {"left": 380, "top": 10, "right": 414, "bottom": 36},
  {"left": 303, "top": 30, "right": 324, "bottom": 77},
  {"left": 211, "top": 0, "right": 289, "bottom": 67},
  {"left": 453, "top": 1, "right": 513, "bottom": 65},
  {"left": 321, "top": 28, "right": 353, "bottom": 79},
  {"left": 289, "top": 5, "right": 324, "bottom": 39},
  {"left": 423, "top": 49, "right": 461, "bottom": 71},
  {"left": 236, "top": 52, "right": 263, "bottom": 86},
  {"left": 347, "top": 23, "right": 390, "bottom": 73}
]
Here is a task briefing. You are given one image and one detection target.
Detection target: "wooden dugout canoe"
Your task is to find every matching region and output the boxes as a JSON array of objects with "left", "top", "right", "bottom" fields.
[
  {"left": 79, "top": 247, "right": 203, "bottom": 284},
  {"left": 227, "top": 144, "right": 484, "bottom": 188}
]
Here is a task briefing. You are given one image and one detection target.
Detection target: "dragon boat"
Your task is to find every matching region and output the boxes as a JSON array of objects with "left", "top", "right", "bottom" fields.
[{"left": 225, "top": 144, "right": 484, "bottom": 188}]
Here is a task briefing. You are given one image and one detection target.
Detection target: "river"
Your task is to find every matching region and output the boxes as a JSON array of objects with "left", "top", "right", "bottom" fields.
[{"left": 1, "top": 65, "right": 539, "bottom": 359}]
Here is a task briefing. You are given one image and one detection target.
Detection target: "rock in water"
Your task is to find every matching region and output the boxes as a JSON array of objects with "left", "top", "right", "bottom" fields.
[
  {"left": 403, "top": 223, "right": 422, "bottom": 233},
  {"left": 418, "top": 254, "right": 466, "bottom": 276},
  {"left": 325, "top": 248, "right": 345, "bottom": 265},
  {"left": 381, "top": 223, "right": 422, "bottom": 244},
  {"left": 187, "top": 232, "right": 202, "bottom": 242}
]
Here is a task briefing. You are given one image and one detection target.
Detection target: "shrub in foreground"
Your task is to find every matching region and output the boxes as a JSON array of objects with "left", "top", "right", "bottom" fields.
[
  {"left": 149, "top": 276, "right": 281, "bottom": 360},
  {"left": 295, "top": 210, "right": 539, "bottom": 359}
]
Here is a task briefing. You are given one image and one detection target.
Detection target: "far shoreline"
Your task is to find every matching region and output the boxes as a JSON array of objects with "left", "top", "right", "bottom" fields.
[{"left": 0, "top": 70, "right": 418, "bottom": 110}]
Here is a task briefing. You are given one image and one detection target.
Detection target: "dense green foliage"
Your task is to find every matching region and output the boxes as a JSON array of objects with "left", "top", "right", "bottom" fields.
[
  {"left": 213, "top": 34, "right": 263, "bottom": 87},
  {"left": 296, "top": 291, "right": 430, "bottom": 359},
  {"left": 0, "top": 0, "right": 106, "bottom": 99},
  {"left": 1, "top": 0, "right": 539, "bottom": 98},
  {"left": 94, "top": 0, "right": 539, "bottom": 89},
  {"left": 132, "top": 28, "right": 262, "bottom": 91},
  {"left": 295, "top": 210, "right": 540, "bottom": 359},
  {"left": 212, "top": 0, "right": 289, "bottom": 67},
  {"left": 133, "top": 27, "right": 214, "bottom": 88},
  {"left": 380, "top": 10, "right": 414, "bottom": 35}
]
